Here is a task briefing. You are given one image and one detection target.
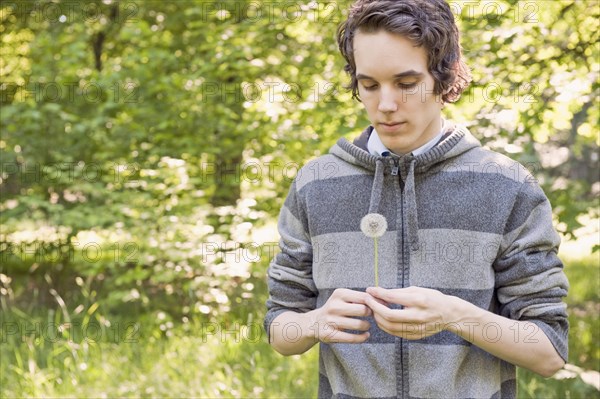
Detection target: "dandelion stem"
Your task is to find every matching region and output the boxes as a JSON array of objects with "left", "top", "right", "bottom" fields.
[{"left": 374, "top": 237, "right": 379, "bottom": 287}]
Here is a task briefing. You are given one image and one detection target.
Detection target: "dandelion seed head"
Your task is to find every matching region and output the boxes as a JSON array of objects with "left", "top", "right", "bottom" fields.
[{"left": 360, "top": 213, "right": 388, "bottom": 238}]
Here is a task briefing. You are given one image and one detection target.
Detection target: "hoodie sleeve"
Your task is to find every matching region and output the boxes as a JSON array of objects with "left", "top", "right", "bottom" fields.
[
  {"left": 493, "top": 179, "right": 569, "bottom": 362},
  {"left": 264, "top": 179, "right": 317, "bottom": 340}
]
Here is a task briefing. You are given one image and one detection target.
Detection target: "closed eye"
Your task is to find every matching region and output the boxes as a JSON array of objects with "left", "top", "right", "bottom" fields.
[
  {"left": 360, "top": 82, "right": 419, "bottom": 91},
  {"left": 398, "top": 82, "right": 418, "bottom": 89}
]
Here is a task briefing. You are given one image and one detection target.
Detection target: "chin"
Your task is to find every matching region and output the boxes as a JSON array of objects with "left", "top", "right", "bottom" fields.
[{"left": 384, "top": 138, "right": 416, "bottom": 154}]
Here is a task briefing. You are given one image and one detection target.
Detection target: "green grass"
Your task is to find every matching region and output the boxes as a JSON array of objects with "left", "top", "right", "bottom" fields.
[
  {"left": 0, "top": 317, "right": 319, "bottom": 398},
  {"left": 516, "top": 254, "right": 600, "bottom": 399},
  {"left": 562, "top": 255, "right": 600, "bottom": 371},
  {"left": 518, "top": 368, "right": 600, "bottom": 399},
  {"left": 1, "top": 255, "right": 598, "bottom": 398}
]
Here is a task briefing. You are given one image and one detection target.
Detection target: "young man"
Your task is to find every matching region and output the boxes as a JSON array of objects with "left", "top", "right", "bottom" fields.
[{"left": 264, "top": 0, "right": 569, "bottom": 397}]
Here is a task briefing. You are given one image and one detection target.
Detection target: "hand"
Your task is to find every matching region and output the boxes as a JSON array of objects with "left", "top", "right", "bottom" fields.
[
  {"left": 365, "top": 286, "right": 455, "bottom": 340},
  {"left": 309, "top": 288, "right": 372, "bottom": 344}
]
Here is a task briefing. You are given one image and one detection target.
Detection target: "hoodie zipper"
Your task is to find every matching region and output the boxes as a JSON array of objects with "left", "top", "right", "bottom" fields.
[
  {"left": 390, "top": 155, "right": 405, "bottom": 398},
  {"left": 391, "top": 157, "right": 399, "bottom": 176}
]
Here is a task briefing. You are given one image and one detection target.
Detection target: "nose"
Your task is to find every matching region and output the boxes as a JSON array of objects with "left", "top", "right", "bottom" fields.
[{"left": 377, "top": 86, "right": 398, "bottom": 113}]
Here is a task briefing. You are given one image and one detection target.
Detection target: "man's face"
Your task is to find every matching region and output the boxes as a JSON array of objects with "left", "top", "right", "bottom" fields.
[{"left": 353, "top": 30, "right": 444, "bottom": 155}]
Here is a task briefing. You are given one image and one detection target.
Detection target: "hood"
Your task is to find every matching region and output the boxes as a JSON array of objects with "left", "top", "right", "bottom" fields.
[{"left": 328, "top": 122, "right": 480, "bottom": 251}]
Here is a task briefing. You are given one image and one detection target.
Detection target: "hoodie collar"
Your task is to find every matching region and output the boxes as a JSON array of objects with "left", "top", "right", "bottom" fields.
[
  {"left": 334, "top": 121, "right": 471, "bottom": 173},
  {"left": 329, "top": 122, "right": 478, "bottom": 252},
  {"left": 368, "top": 119, "right": 447, "bottom": 157}
]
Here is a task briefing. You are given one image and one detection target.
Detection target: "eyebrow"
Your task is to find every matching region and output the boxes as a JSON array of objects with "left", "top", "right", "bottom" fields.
[{"left": 356, "top": 70, "right": 424, "bottom": 80}]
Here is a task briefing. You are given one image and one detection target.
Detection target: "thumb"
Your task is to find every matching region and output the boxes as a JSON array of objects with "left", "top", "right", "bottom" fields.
[
  {"left": 366, "top": 286, "right": 393, "bottom": 301},
  {"left": 367, "top": 287, "right": 409, "bottom": 306}
]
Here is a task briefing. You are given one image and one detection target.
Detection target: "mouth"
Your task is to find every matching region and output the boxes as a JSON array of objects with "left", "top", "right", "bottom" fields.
[{"left": 379, "top": 121, "right": 406, "bottom": 131}]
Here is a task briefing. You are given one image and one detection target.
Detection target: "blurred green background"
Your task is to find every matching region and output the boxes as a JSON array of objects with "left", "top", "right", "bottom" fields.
[{"left": 0, "top": 0, "right": 598, "bottom": 397}]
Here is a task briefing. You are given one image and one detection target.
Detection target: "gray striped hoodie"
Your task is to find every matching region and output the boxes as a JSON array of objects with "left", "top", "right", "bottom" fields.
[{"left": 265, "top": 123, "right": 569, "bottom": 398}]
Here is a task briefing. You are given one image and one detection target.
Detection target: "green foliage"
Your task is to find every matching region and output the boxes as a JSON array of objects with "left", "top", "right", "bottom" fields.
[
  {"left": 0, "top": 0, "right": 359, "bottom": 339},
  {"left": 445, "top": 0, "right": 599, "bottom": 239},
  {"left": 0, "top": 0, "right": 598, "bottom": 396}
]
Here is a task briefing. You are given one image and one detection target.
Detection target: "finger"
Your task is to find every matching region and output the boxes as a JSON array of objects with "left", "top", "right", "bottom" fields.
[
  {"left": 370, "top": 317, "right": 412, "bottom": 338},
  {"left": 371, "top": 311, "right": 402, "bottom": 332},
  {"left": 365, "top": 296, "right": 413, "bottom": 322},
  {"left": 366, "top": 287, "right": 414, "bottom": 306},
  {"left": 337, "top": 303, "right": 372, "bottom": 318},
  {"left": 365, "top": 295, "right": 393, "bottom": 316},
  {"left": 344, "top": 318, "right": 371, "bottom": 332},
  {"left": 372, "top": 315, "right": 411, "bottom": 335},
  {"left": 312, "top": 317, "right": 371, "bottom": 333},
  {"left": 323, "top": 330, "right": 370, "bottom": 344},
  {"left": 336, "top": 289, "right": 372, "bottom": 304},
  {"left": 323, "top": 317, "right": 371, "bottom": 332},
  {"left": 371, "top": 315, "right": 416, "bottom": 339},
  {"left": 373, "top": 321, "right": 393, "bottom": 337},
  {"left": 365, "top": 294, "right": 389, "bottom": 307}
]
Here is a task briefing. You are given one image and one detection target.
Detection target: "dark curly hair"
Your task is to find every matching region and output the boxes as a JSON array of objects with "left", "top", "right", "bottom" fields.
[{"left": 337, "top": 0, "right": 472, "bottom": 103}]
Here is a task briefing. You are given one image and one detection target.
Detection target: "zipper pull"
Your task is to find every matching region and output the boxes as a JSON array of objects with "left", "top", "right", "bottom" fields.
[{"left": 391, "top": 158, "right": 399, "bottom": 175}]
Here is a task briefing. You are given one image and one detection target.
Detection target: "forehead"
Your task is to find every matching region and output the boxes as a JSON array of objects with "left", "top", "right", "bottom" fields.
[{"left": 353, "top": 30, "right": 429, "bottom": 77}]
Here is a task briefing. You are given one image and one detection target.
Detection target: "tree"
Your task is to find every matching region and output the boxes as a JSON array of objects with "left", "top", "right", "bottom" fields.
[{"left": 0, "top": 0, "right": 597, "bottom": 315}]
